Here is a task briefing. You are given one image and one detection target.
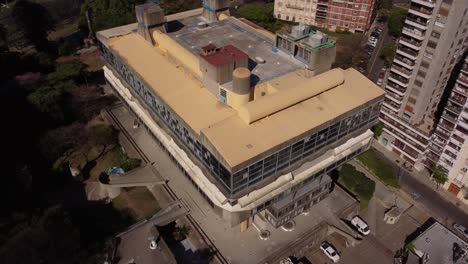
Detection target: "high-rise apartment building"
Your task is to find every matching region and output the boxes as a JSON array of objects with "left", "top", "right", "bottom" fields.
[
  {"left": 378, "top": 0, "right": 468, "bottom": 170},
  {"left": 427, "top": 55, "right": 468, "bottom": 202},
  {"left": 97, "top": 2, "right": 384, "bottom": 230},
  {"left": 274, "top": 0, "right": 377, "bottom": 33}
]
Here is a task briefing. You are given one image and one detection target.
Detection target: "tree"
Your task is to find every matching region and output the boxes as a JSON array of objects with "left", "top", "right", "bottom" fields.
[
  {"left": 27, "top": 85, "right": 67, "bottom": 122},
  {"left": 39, "top": 122, "right": 88, "bottom": 161},
  {"left": 160, "top": 0, "right": 200, "bottom": 15},
  {"left": 237, "top": 3, "right": 283, "bottom": 32},
  {"left": 88, "top": 124, "right": 119, "bottom": 153},
  {"left": 431, "top": 165, "right": 448, "bottom": 189},
  {"left": 372, "top": 122, "right": 385, "bottom": 138},
  {"left": 380, "top": 43, "right": 397, "bottom": 67},
  {"left": 12, "top": 0, "right": 54, "bottom": 52},
  {"left": 379, "top": 0, "right": 393, "bottom": 10},
  {"left": 173, "top": 224, "right": 191, "bottom": 241},
  {"left": 47, "top": 61, "right": 86, "bottom": 85},
  {"left": 80, "top": 0, "right": 146, "bottom": 32},
  {"left": 387, "top": 8, "right": 408, "bottom": 37}
]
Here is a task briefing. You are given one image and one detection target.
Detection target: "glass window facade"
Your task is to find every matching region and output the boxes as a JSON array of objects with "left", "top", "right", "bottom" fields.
[{"left": 103, "top": 45, "right": 382, "bottom": 198}]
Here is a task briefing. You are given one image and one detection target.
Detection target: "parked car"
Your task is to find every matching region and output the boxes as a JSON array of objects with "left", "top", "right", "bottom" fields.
[
  {"left": 377, "top": 78, "right": 383, "bottom": 86},
  {"left": 375, "top": 27, "right": 383, "bottom": 33},
  {"left": 368, "top": 38, "right": 378, "bottom": 47},
  {"left": 453, "top": 223, "right": 468, "bottom": 239},
  {"left": 371, "top": 32, "right": 380, "bottom": 38},
  {"left": 149, "top": 239, "right": 158, "bottom": 250},
  {"left": 320, "top": 241, "right": 340, "bottom": 262},
  {"left": 351, "top": 216, "right": 370, "bottom": 235}
]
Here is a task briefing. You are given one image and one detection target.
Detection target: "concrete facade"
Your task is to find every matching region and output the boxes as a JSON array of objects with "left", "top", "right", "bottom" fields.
[
  {"left": 274, "top": 0, "right": 377, "bottom": 33},
  {"left": 379, "top": 0, "right": 468, "bottom": 170},
  {"left": 97, "top": 2, "right": 384, "bottom": 230},
  {"left": 427, "top": 55, "right": 468, "bottom": 204}
]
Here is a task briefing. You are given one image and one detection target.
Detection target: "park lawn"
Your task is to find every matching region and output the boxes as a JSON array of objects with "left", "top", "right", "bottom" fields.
[
  {"left": 357, "top": 149, "right": 400, "bottom": 188},
  {"left": 338, "top": 164, "right": 375, "bottom": 210},
  {"left": 112, "top": 187, "right": 160, "bottom": 222}
]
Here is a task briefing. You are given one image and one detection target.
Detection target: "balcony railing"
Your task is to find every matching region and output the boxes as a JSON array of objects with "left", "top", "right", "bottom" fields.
[
  {"left": 434, "top": 128, "right": 450, "bottom": 140},
  {"left": 379, "top": 112, "right": 429, "bottom": 147},
  {"left": 394, "top": 54, "right": 415, "bottom": 67},
  {"left": 383, "top": 98, "right": 400, "bottom": 112},
  {"left": 389, "top": 73, "right": 409, "bottom": 85},
  {"left": 446, "top": 103, "right": 462, "bottom": 115},
  {"left": 454, "top": 84, "right": 468, "bottom": 97},
  {"left": 450, "top": 94, "right": 467, "bottom": 106},
  {"left": 391, "top": 64, "right": 413, "bottom": 78},
  {"left": 402, "top": 27, "right": 425, "bottom": 40},
  {"left": 457, "top": 75, "right": 468, "bottom": 87},
  {"left": 412, "top": 0, "right": 436, "bottom": 8},
  {"left": 397, "top": 45, "right": 419, "bottom": 57},
  {"left": 442, "top": 113, "right": 458, "bottom": 124},
  {"left": 405, "top": 16, "right": 429, "bottom": 28},
  {"left": 409, "top": 5, "right": 433, "bottom": 16},
  {"left": 386, "top": 91, "right": 403, "bottom": 102},
  {"left": 386, "top": 83, "right": 406, "bottom": 96},
  {"left": 400, "top": 36, "right": 422, "bottom": 49}
]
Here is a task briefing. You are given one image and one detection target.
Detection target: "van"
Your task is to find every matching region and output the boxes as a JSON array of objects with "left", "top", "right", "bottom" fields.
[{"left": 351, "top": 216, "right": 370, "bottom": 235}]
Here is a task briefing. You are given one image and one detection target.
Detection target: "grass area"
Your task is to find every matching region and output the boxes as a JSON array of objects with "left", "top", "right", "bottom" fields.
[
  {"left": 338, "top": 164, "right": 375, "bottom": 210},
  {"left": 357, "top": 149, "right": 400, "bottom": 188},
  {"left": 112, "top": 187, "right": 160, "bottom": 222}
]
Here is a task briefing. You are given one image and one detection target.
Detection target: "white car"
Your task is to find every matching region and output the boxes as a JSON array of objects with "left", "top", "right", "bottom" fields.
[
  {"left": 368, "top": 38, "right": 378, "bottom": 47},
  {"left": 351, "top": 216, "right": 370, "bottom": 235},
  {"left": 320, "top": 241, "right": 340, "bottom": 262},
  {"left": 149, "top": 239, "right": 158, "bottom": 250},
  {"left": 454, "top": 223, "right": 468, "bottom": 239}
]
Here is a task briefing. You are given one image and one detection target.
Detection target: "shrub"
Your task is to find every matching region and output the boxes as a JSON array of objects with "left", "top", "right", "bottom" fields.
[
  {"left": 357, "top": 149, "right": 399, "bottom": 188},
  {"left": 339, "top": 164, "right": 376, "bottom": 209}
]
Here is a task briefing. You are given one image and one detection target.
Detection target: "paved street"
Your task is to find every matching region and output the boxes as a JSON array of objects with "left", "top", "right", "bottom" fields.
[
  {"left": 371, "top": 141, "right": 468, "bottom": 226},
  {"left": 366, "top": 22, "right": 390, "bottom": 83}
]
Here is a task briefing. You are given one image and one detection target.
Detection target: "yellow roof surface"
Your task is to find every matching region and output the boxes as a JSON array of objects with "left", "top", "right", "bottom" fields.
[
  {"left": 108, "top": 33, "right": 384, "bottom": 168},
  {"left": 109, "top": 33, "right": 237, "bottom": 134},
  {"left": 202, "top": 69, "right": 384, "bottom": 167}
]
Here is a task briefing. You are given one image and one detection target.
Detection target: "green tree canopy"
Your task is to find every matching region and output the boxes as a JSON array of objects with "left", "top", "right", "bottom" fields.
[
  {"left": 237, "top": 3, "right": 283, "bottom": 32},
  {"left": 80, "top": 0, "right": 146, "bottom": 32},
  {"left": 88, "top": 124, "right": 119, "bottom": 151},
  {"left": 387, "top": 8, "right": 408, "bottom": 37},
  {"left": 380, "top": 43, "right": 397, "bottom": 67},
  {"left": 47, "top": 61, "right": 86, "bottom": 85},
  {"left": 12, "top": 0, "right": 54, "bottom": 52},
  {"left": 431, "top": 165, "right": 448, "bottom": 187},
  {"left": 27, "top": 86, "right": 66, "bottom": 122}
]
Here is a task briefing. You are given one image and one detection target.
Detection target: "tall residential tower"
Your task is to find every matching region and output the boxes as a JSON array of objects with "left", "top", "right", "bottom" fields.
[{"left": 378, "top": 0, "right": 468, "bottom": 170}]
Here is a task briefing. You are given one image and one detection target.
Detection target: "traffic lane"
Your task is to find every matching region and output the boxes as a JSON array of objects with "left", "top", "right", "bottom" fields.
[
  {"left": 399, "top": 172, "right": 468, "bottom": 225},
  {"left": 368, "top": 25, "right": 390, "bottom": 82}
]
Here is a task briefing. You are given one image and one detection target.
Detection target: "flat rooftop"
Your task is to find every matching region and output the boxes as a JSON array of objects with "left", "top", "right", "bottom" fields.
[
  {"left": 108, "top": 31, "right": 383, "bottom": 168},
  {"left": 106, "top": 15, "right": 384, "bottom": 169},
  {"left": 412, "top": 222, "right": 468, "bottom": 264},
  {"left": 167, "top": 16, "right": 304, "bottom": 82}
]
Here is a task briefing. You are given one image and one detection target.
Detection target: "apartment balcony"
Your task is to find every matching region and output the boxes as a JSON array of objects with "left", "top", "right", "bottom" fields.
[
  {"left": 441, "top": 151, "right": 456, "bottom": 164},
  {"left": 391, "top": 64, "right": 413, "bottom": 79},
  {"left": 317, "top": 0, "right": 329, "bottom": 4},
  {"left": 442, "top": 113, "right": 458, "bottom": 124},
  {"left": 399, "top": 36, "right": 422, "bottom": 50},
  {"left": 457, "top": 75, "right": 468, "bottom": 87},
  {"left": 394, "top": 55, "right": 415, "bottom": 70},
  {"left": 385, "top": 92, "right": 403, "bottom": 104},
  {"left": 446, "top": 103, "right": 462, "bottom": 115},
  {"left": 426, "top": 149, "right": 440, "bottom": 163},
  {"left": 461, "top": 110, "right": 468, "bottom": 120},
  {"left": 462, "top": 63, "right": 468, "bottom": 75},
  {"left": 451, "top": 133, "right": 465, "bottom": 145},
  {"left": 434, "top": 129, "right": 451, "bottom": 142},
  {"left": 383, "top": 99, "right": 400, "bottom": 112},
  {"left": 385, "top": 82, "right": 406, "bottom": 96},
  {"left": 433, "top": 134, "right": 448, "bottom": 148},
  {"left": 389, "top": 73, "right": 409, "bottom": 87},
  {"left": 402, "top": 27, "right": 425, "bottom": 40},
  {"left": 392, "top": 139, "right": 420, "bottom": 161},
  {"left": 408, "top": 5, "right": 433, "bottom": 19},
  {"left": 428, "top": 142, "right": 443, "bottom": 154},
  {"left": 405, "top": 16, "right": 429, "bottom": 30},
  {"left": 445, "top": 143, "right": 460, "bottom": 155},
  {"left": 286, "top": 4, "right": 305, "bottom": 10},
  {"left": 453, "top": 128, "right": 468, "bottom": 141},
  {"left": 458, "top": 118, "right": 468, "bottom": 131},
  {"left": 379, "top": 112, "right": 429, "bottom": 147},
  {"left": 454, "top": 85, "right": 468, "bottom": 98},
  {"left": 412, "top": 0, "right": 436, "bottom": 8},
  {"left": 449, "top": 94, "right": 467, "bottom": 107},
  {"left": 397, "top": 46, "right": 419, "bottom": 60},
  {"left": 439, "top": 119, "right": 455, "bottom": 132}
]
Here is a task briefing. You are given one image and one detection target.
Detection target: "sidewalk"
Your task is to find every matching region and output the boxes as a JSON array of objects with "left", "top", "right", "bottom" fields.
[{"left": 371, "top": 139, "right": 468, "bottom": 214}]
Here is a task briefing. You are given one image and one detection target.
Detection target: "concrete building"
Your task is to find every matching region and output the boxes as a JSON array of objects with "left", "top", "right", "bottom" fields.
[
  {"left": 97, "top": 2, "right": 384, "bottom": 230},
  {"left": 427, "top": 55, "right": 468, "bottom": 202},
  {"left": 403, "top": 221, "right": 468, "bottom": 264},
  {"left": 378, "top": 0, "right": 468, "bottom": 170},
  {"left": 274, "top": 0, "right": 377, "bottom": 33}
]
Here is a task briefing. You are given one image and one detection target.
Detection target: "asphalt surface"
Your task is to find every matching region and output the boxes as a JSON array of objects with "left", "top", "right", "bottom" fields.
[
  {"left": 370, "top": 149, "right": 468, "bottom": 225},
  {"left": 399, "top": 171, "right": 468, "bottom": 225},
  {"left": 367, "top": 23, "right": 391, "bottom": 83}
]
